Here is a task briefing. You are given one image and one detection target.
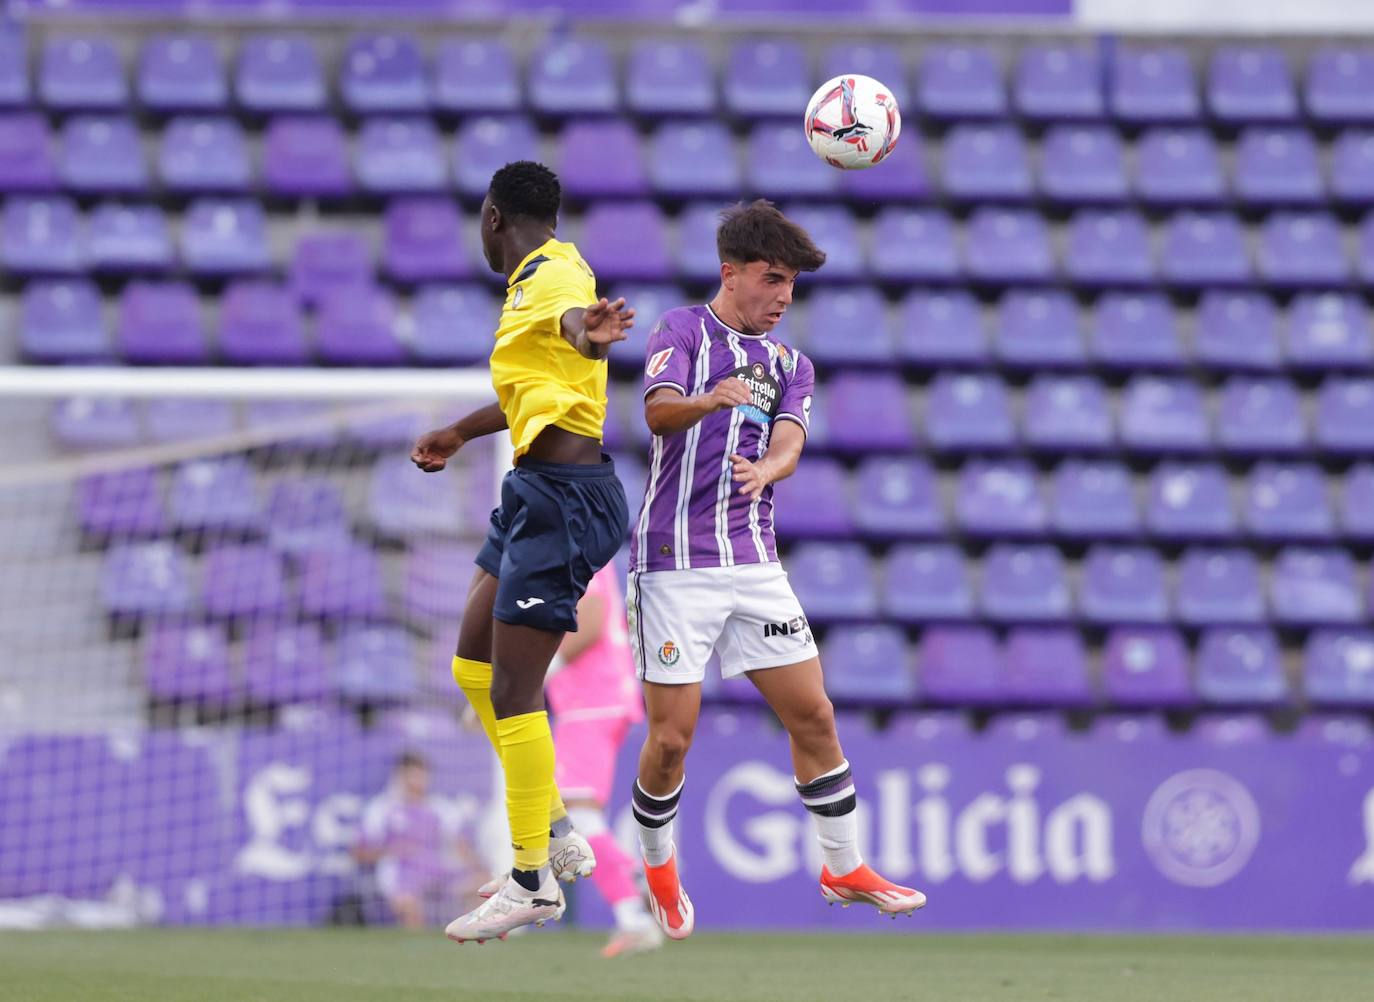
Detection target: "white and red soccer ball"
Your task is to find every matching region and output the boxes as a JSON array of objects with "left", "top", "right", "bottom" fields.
[{"left": 803, "top": 73, "right": 901, "bottom": 170}]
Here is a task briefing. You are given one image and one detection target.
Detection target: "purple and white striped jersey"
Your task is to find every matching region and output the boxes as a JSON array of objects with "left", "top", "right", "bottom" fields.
[{"left": 629, "top": 304, "right": 815, "bottom": 573}]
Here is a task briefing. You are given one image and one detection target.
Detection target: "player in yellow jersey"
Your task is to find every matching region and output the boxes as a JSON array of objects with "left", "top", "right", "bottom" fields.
[{"left": 409, "top": 162, "right": 633, "bottom": 943}]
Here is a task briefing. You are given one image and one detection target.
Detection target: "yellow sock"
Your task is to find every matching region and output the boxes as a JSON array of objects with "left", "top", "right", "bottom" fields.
[
  {"left": 549, "top": 786, "right": 568, "bottom": 827},
  {"left": 497, "top": 710, "right": 556, "bottom": 871}
]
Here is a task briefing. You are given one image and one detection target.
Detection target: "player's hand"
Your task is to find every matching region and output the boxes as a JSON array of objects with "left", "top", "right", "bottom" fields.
[
  {"left": 410, "top": 426, "right": 464, "bottom": 473},
  {"left": 583, "top": 297, "right": 635, "bottom": 345},
  {"left": 705, "top": 377, "right": 752, "bottom": 412},
  {"left": 730, "top": 453, "right": 771, "bottom": 501}
]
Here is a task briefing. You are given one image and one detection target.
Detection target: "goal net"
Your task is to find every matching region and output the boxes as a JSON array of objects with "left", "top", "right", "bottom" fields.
[{"left": 0, "top": 367, "right": 525, "bottom": 928}]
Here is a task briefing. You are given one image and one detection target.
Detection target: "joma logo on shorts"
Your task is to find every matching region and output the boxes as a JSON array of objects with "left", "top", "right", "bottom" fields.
[{"left": 763, "top": 616, "right": 809, "bottom": 639}]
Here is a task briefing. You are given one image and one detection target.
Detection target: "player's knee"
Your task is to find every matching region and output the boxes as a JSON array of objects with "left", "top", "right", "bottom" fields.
[
  {"left": 790, "top": 696, "right": 837, "bottom": 746},
  {"left": 646, "top": 727, "right": 692, "bottom": 772}
]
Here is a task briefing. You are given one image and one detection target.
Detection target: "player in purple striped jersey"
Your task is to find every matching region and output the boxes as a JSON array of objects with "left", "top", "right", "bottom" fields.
[{"left": 624, "top": 201, "right": 926, "bottom": 938}]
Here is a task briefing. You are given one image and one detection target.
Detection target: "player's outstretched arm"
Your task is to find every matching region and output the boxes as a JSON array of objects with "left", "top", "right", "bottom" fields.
[
  {"left": 730, "top": 420, "right": 806, "bottom": 501},
  {"left": 410, "top": 401, "right": 508, "bottom": 473},
  {"left": 645, "top": 378, "right": 752, "bottom": 436},
  {"left": 561, "top": 297, "right": 635, "bottom": 360}
]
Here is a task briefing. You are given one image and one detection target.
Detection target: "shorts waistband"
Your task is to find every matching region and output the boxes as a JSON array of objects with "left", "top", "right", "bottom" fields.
[{"left": 514, "top": 454, "right": 617, "bottom": 480}]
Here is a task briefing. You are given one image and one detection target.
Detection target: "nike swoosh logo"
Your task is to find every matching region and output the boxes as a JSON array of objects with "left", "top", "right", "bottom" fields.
[{"left": 516, "top": 597, "right": 546, "bottom": 609}]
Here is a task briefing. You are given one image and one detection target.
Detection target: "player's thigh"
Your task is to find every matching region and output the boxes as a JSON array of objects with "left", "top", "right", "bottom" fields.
[
  {"left": 629, "top": 567, "right": 731, "bottom": 684},
  {"left": 641, "top": 679, "right": 703, "bottom": 749},
  {"left": 746, "top": 654, "right": 834, "bottom": 736},
  {"left": 454, "top": 567, "right": 498, "bottom": 663},
  {"left": 716, "top": 563, "right": 819, "bottom": 679}
]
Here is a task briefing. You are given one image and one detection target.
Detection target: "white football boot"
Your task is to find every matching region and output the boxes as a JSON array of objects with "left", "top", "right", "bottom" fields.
[{"left": 446, "top": 872, "right": 565, "bottom": 944}]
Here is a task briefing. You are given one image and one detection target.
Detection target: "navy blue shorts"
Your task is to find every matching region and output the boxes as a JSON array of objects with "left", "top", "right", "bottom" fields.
[{"left": 476, "top": 455, "right": 628, "bottom": 633}]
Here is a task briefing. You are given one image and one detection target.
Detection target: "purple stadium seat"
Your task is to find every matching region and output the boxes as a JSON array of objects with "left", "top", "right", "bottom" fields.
[
  {"left": 981, "top": 544, "right": 1071, "bottom": 623},
  {"left": 160, "top": 117, "right": 250, "bottom": 193},
  {"left": 203, "top": 544, "right": 287, "bottom": 619},
  {"left": 1208, "top": 45, "right": 1298, "bottom": 122},
  {"left": 838, "top": 138, "right": 929, "bottom": 203},
  {"left": 1119, "top": 376, "right": 1209, "bottom": 453},
  {"left": 1159, "top": 211, "right": 1251, "bottom": 286},
  {"left": 821, "top": 43, "right": 910, "bottom": 109},
  {"left": 868, "top": 208, "right": 957, "bottom": 283},
  {"left": 101, "top": 541, "right": 194, "bottom": 617},
  {"left": 825, "top": 373, "right": 914, "bottom": 453},
  {"left": 88, "top": 204, "right": 173, "bottom": 273},
  {"left": 1257, "top": 212, "right": 1349, "bottom": 287},
  {"left": 405, "top": 541, "right": 477, "bottom": 624},
  {"left": 382, "top": 198, "right": 471, "bottom": 283},
  {"left": 367, "top": 454, "right": 465, "bottom": 539},
  {"left": 411, "top": 284, "right": 499, "bottom": 365},
  {"left": 781, "top": 204, "right": 862, "bottom": 282},
  {"left": 289, "top": 232, "right": 373, "bottom": 306},
  {"left": 1021, "top": 375, "right": 1113, "bottom": 451},
  {"left": 1196, "top": 628, "right": 1286, "bottom": 705},
  {"left": 1015, "top": 44, "right": 1102, "bottom": 120},
  {"left": 1305, "top": 629, "right": 1374, "bottom": 706},
  {"left": 78, "top": 467, "right": 163, "bottom": 536},
  {"left": 1287, "top": 293, "right": 1372, "bottom": 370},
  {"left": 61, "top": 116, "right": 146, "bottom": 194},
  {"left": 745, "top": 122, "right": 839, "bottom": 199},
  {"left": 956, "top": 459, "right": 1046, "bottom": 537},
  {"left": 341, "top": 33, "right": 427, "bottom": 113},
  {"left": 139, "top": 34, "right": 226, "bottom": 112},
  {"left": 895, "top": 290, "right": 987, "bottom": 365},
  {"left": 580, "top": 201, "right": 671, "bottom": 283},
  {"left": 261, "top": 117, "right": 353, "bottom": 198},
  {"left": 1090, "top": 292, "right": 1184, "bottom": 369},
  {"left": 1331, "top": 131, "right": 1374, "bottom": 204},
  {"left": 1005, "top": 628, "right": 1094, "bottom": 706},
  {"left": 0, "top": 114, "right": 57, "bottom": 192},
  {"left": 804, "top": 287, "right": 893, "bottom": 367},
  {"left": 924, "top": 372, "right": 1014, "bottom": 452},
  {"left": 144, "top": 399, "right": 235, "bottom": 444},
  {"left": 724, "top": 39, "right": 808, "bottom": 117},
  {"left": 244, "top": 621, "right": 330, "bottom": 705},
  {"left": 267, "top": 478, "right": 349, "bottom": 555},
  {"left": 823, "top": 625, "right": 916, "bottom": 707},
  {"left": 236, "top": 35, "right": 325, "bottom": 112},
  {"left": 628, "top": 39, "right": 714, "bottom": 116},
  {"left": 356, "top": 118, "right": 446, "bottom": 194},
  {"left": 452, "top": 116, "right": 539, "bottom": 200},
  {"left": 1234, "top": 128, "right": 1323, "bottom": 205},
  {"left": 1216, "top": 377, "right": 1306, "bottom": 455},
  {"left": 559, "top": 119, "right": 649, "bottom": 200},
  {"left": 1245, "top": 462, "right": 1335, "bottom": 541},
  {"left": 2, "top": 196, "right": 81, "bottom": 275},
  {"left": 181, "top": 199, "right": 271, "bottom": 275},
  {"left": 994, "top": 290, "right": 1085, "bottom": 369},
  {"left": 786, "top": 542, "right": 878, "bottom": 623},
  {"left": 1295, "top": 714, "right": 1374, "bottom": 746},
  {"left": 529, "top": 36, "right": 619, "bottom": 116},
  {"left": 1146, "top": 462, "right": 1237, "bottom": 541},
  {"left": 1110, "top": 47, "right": 1199, "bottom": 122},
  {"left": 299, "top": 543, "right": 387, "bottom": 621},
  {"left": 881, "top": 544, "right": 972, "bottom": 623},
  {"left": 1080, "top": 546, "right": 1169, "bottom": 624},
  {"left": 168, "top": 457, "right": 262, "bottom": 536},
  {"left": 1064, "top": 210, "right": 1154, "bottom": 286},
  {"left": 40, "top": 36, "right": 126, "bottom": 110},
  {"left": 1040, "top": 125, "right": 1127, "bottom": 202},
  {"left": 964, "top": 207, "right": 1052, "bottom": 283},
  {"left": 1102, "top": 627, "right": 1194, "bottom": 707},
  {"left": 1193, "top": 291, "right": 1281, "bottom": 372},
  {"left": 219, "top": 281, "right": 309, "bottom": 366},
  {"left": 918, "top": 626, "right": 1004, "bottom": 706},
  {"left": 853, "top": 457, "right": 943, "bottom": 539},
  {"left": 316, "top": 286, "right": 405, "bottom": 365},
  {"left": 144, "top": 623, "right": 234, "bottom": 705},
  {"left": 917, "top": 44, "right": 1005, "bottom": 118},
  {"left": 675, "top": 201, "right": 727, "bottom": 283},
  {"left": 1306, "top": 48, "right": 1374, "bottom": 123},
  {"left": 1341, "top": 464, "right": 1374, "bottom": 539},
  {"left": 19, "top": 281, "right": 108, "bottom": 363},
  {"left": 1050, "top": 460, "right": 1139, "bottom": 539},
  {"left": 1176, "top": 548, "right": 1265, "bottom": 625},
  {"left": 432, "top": 38, "right": 519, "bottom": 114},
  {"left": 0, "top": 30, "right": 28, "bottom": 106},
  {"left": 117, "top": 282, "right": 208, "bottom": 365},
  {"left": 335, "top": 625, "right": 416, "bottom": 704},
  {"left": 649, "top": 122, "right": 740, "bottom": 199},
  {"left": 1134, "top": 127, "right": 1225, "bottom": 206},
  {"left": 1271, "top": 548, "right": 1363, "bottom": 625},
  {"left": 941, "top": 123, "right": 1031, "bottom": 201},
  {"left": 53, "top": 398, "right": 141, "bottom": 452},
  {"left": 606, "top": 283, "right": 680, "bottom": 373},
  {"left": 773, "top": 459, "right": 854, "bottom": 539},
  {"left": 1316, "top": 379, "right": 1374, "bottom": 453}
]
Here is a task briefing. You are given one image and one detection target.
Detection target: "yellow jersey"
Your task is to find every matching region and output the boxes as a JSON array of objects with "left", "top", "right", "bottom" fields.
[{"left": 490, "top": 239, "right": 608, "bottom": 459}]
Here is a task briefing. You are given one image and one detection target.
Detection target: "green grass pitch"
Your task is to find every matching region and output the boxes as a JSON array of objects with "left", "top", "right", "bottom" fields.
[{"left": 0, "top": 928, "right": 1368, "bottom": 1002}]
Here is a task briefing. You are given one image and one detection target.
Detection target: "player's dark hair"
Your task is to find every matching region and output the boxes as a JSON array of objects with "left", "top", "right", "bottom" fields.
[
  {"left": 396, "top": 751, "right": 428, "bottom": 772},
  {"left": 716, "top": 199, "right": 826, "bottom": 273},
  {"left": 487, "top": 160, "right": 561, "bottom": 223}
]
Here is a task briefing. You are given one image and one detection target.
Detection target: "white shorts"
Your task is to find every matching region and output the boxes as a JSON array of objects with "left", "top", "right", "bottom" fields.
[{"left": 627, "top": 563, "right": 820, "bottom": 684}]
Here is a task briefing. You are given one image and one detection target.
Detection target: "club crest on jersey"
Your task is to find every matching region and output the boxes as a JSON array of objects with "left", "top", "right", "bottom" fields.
[
  {"left": 511, "top": 286, "right": 524, "bottom": 309},
  {"left": 778, "top": 344, "right": 795, "bottom": 374},
  {"left": 657, "top": 641, "right": 681, "bottom": 666},
  {"left": 646, "top": 347, "right": 675, "bottom": 378}
]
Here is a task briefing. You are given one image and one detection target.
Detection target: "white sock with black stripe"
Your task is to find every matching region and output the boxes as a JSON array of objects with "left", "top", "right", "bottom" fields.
[
  {"left": 796, "top": 759, "right": 862, "bottom": 877},
  {"left": 633, "top": 777, "right": 683, "bottom": 868}
]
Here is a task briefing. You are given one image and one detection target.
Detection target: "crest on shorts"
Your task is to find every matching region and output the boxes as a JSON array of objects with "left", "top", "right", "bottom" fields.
[
  {"left": 657, "top": 641, "right": 681, "bottom": 666},
  {"left": 646, "top": 347, "right": 674, "bottom": 378}
]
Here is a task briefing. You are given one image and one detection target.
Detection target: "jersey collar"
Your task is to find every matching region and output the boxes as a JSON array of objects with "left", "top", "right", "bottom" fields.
[
  {"left": 508, "top": 239, "right": 559, "bottom": 287},
  {"left": 704, "top": 303, "right": 767, "bottom": 340}
]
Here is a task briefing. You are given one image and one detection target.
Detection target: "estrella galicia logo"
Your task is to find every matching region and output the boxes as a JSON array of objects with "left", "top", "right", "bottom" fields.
[
  {"left": 728, "top": 365, "right": 781, "bottom": 427},
  {"left": 658, "top": 641, "right": 681, "bottom": 667},
  {"left": 1141, "top": 769, "right": 1261, "bottom": 888}
]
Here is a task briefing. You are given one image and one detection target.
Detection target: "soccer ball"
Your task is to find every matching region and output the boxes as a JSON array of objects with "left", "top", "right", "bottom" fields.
[{"left": 804, "top": 73, "right": 901, "bottom": 170}]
